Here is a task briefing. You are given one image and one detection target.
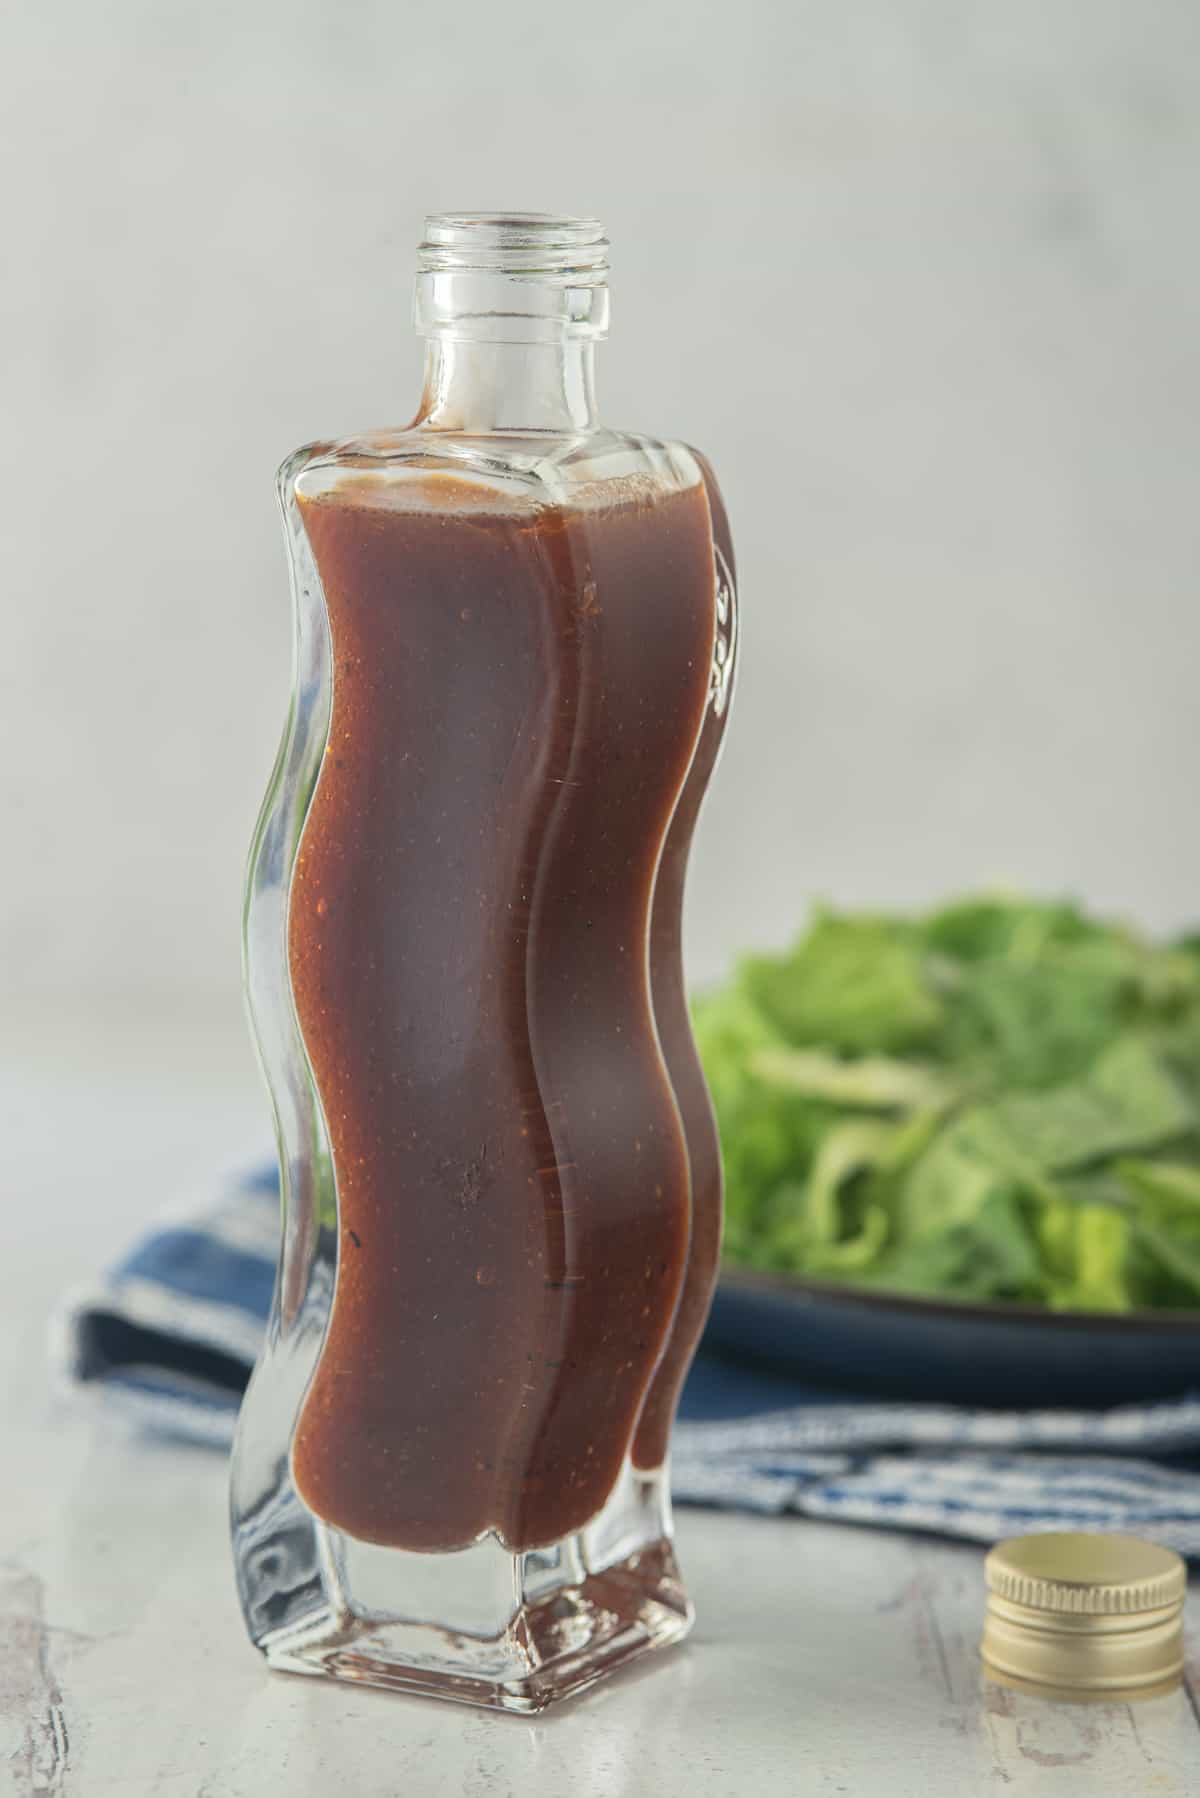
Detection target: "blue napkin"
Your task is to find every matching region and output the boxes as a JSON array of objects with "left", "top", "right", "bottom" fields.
[{"left": 53, "top": 1164, "right": 1200, "bottom": 1556}]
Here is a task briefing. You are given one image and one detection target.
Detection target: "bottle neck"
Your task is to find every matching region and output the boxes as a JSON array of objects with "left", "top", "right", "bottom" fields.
[{"left": 414, "top": 337, "right": 599, "bottom": 435}]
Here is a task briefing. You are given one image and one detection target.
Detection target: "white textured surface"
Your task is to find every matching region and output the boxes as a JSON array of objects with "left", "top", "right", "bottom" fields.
[
  {"left": 4, "top": 1021, "right": 1200, "bottom": 1793},
  {"left": 3, "top": 1, "right": 1200, "bottom": 1017}
]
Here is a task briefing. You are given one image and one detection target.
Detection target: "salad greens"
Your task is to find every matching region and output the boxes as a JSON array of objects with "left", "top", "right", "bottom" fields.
[{"left": 695, "top": 897, "right": 1200, "bottom": 1311}]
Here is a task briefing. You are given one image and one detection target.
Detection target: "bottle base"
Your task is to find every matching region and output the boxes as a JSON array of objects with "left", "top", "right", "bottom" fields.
[
  {"left": 256, "top": 1533, "right": 691, "bottom": 1714},
  {"left": 236, "top": 1460, "right": 689, "bottom": 1713}
]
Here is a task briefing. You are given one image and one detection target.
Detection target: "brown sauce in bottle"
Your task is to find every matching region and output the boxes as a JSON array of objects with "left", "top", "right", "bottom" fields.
[
  {"left": 287, "top": 471, "right": 715, "bottom": 1552},
  {"left": 634, "top": 459, "right": 735, "bottom": 1469}
]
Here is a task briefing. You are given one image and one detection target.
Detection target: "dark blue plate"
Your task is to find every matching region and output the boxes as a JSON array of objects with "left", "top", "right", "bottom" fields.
[{"left": 705, "top": 1266, "right": 1200, "bottom": 1409}]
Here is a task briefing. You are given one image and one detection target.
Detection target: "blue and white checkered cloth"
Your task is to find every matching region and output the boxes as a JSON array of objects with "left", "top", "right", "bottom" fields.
[{"left": 52, "top": 1164, "right": 1200, "bottom": 1557}]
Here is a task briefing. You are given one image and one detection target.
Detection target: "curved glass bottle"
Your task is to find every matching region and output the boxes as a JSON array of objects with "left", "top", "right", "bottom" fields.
[{"left": 232, "top": 215, "right": 737, "bottom": 1711}]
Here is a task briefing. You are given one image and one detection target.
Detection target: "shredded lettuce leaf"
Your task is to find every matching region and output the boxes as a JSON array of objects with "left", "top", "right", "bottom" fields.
[{"left": 697, "top": 895, "right": 1200, "bottom": 1311}]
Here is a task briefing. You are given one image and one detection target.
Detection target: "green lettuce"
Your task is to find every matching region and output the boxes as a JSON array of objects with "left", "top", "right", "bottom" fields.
[{"left": 699, "top": 896, "right": 1200, "bottom": 1311}]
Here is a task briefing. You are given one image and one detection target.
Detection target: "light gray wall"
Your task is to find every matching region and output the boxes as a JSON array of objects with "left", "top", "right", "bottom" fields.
[{"left": 3, "top": 0, "right": 1199, "bottom": 1021}]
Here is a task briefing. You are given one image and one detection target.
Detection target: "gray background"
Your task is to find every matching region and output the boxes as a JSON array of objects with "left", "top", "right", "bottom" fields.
[{"left": 4, "top": 0, "right": 1199, "bottom": 1045}]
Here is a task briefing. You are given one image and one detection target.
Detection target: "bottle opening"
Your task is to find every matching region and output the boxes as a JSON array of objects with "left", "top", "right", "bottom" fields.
[{"left": 415, "top": 213, "right": 610, "bottom": 343}]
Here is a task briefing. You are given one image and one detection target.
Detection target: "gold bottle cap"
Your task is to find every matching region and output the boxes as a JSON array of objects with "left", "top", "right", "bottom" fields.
[{"left": 982, "top": 1532, "right": 1187, "bottom": 1704}]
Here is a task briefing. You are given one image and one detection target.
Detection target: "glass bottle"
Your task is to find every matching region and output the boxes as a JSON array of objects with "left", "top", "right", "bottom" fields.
[{"left": 232, "top": 214, "right": 738, "bottom": 1712}]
